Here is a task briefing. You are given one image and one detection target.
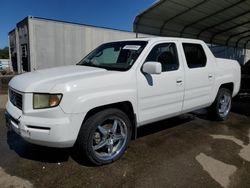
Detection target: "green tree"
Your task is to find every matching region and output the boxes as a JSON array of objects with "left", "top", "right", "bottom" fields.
[{"left": 0, "top": 47, "right": 9, "bottom": 59}]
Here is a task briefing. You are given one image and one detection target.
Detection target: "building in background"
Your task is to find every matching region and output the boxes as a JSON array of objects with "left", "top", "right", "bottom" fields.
[
  {"left": 9, "top": 16, "right": 152, "bottom": 73},
  {"left": 10, "top": 12, "right": 250, "bottom": 74}
]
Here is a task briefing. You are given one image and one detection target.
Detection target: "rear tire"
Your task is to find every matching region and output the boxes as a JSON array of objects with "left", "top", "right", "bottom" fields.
[
  {"left": 75, "top": 108, "right": 132, "bottom": 165},
  {"left": 209, "top": 88, "right": 232, "bottom": 121}
]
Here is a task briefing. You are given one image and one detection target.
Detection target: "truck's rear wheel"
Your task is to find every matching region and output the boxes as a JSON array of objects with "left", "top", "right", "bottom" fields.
[
  {"left": 209, "top": 88, "right": 232, "bottom": 121},
  {"left": 75, "top": 108, "right": 132, "bottom": 165}
]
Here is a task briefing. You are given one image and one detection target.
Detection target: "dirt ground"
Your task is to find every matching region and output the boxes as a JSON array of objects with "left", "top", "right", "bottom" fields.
[{"left": 0, "top": 94, "right": 250, "bottom": 188}]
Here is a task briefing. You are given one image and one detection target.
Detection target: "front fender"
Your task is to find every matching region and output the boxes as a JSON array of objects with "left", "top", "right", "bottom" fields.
[{"left": 59, "top": 89, "right": 137, "bottom": 115}]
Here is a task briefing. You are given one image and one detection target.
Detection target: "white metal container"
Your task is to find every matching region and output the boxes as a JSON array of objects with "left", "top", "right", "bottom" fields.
[{"left": 9, "top": 16, "right": 152, "bottom": 73}]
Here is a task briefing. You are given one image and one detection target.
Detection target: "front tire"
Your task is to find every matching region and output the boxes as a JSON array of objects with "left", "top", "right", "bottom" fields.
[
  {"left": 75, "top": 108, "right": 132, "bottom": 165},
  {"left": 209, "top": 88, "right": 232, "bottom": 121}
]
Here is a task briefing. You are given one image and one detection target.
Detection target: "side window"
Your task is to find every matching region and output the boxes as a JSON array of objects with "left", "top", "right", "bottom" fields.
[
  {"left": 145, "top": 43, "right": 179, "bottom": 72},
  {"left": 182, "top": 43, "right": 207, "bottom": 68}
]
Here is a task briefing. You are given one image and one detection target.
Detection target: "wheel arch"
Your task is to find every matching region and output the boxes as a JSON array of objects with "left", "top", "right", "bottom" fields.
[
  {"left": 211, "top": 82, "right": 234, "bottom": 105},
  {"left": 219, "top": 82, "right": 234, "bottom": 94},
  {"left": 82, "top": 101, "right": 137, "bottom": 140}
]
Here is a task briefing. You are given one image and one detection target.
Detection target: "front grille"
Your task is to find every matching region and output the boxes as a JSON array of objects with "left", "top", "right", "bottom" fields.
[{"left": 9, "top": 89, "right": 23, "bottom": 110}]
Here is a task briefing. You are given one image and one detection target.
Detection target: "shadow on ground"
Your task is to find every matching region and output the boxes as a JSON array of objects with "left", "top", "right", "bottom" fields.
[
  {"left": 137, "top": 115, "right": 194, "bottom": 138},
  {"left": 232, "top": 97, "right": 250, "bottom": 116},
  {"left": 6, "top": 114, "right": 195, "bottom": 166},
  {"left": 7, "top": 131, "right": 71, "bottom": 163}
]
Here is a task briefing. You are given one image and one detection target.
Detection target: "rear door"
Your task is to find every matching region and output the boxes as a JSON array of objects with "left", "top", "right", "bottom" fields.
[
  {"left": 181, "top": 43, "right": 215, "bottom": 112},
  {"left": 137, "top": 42, "right": 185, "bottom": 125}
]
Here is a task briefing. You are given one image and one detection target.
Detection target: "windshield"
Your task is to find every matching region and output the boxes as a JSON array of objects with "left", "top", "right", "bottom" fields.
[{"left": 77, "top": 41, "right": 148, "bottom": 71}]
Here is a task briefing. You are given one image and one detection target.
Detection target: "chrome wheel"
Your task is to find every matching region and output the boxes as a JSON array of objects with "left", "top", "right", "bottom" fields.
[
  {"left": 92, "top": 117, "right": 128, "bottom": 161},
  {"left": 218, "top": 93, "right": 231, "bottom": 118}
]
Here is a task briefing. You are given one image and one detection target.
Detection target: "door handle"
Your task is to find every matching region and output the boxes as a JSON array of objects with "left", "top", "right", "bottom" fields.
[
  {"left": 208, "top": 74, "right": 213, "bottom": 79},
  {"left": 176, "top": 79, "right": 183, "bottom": 85}
]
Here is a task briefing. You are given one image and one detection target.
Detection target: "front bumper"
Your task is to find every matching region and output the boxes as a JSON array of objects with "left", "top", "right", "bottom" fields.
[
  {"left": 5, "top": 100, "right": 84, "bottom": 148},
  {"left": 5, "top": 111, "right": 19, "bottom": 131}
]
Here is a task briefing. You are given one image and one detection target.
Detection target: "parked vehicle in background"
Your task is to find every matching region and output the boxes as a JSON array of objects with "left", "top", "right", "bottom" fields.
[{"left": 5, "top": 37, "right": 241, "bottom": 165}]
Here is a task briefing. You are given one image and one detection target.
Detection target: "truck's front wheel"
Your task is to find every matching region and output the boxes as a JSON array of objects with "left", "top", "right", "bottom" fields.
[
  {"left": 75, "top": 108, "right": 132, "bottom": 165},
  {"left": 209, "top": 88, "right": 232, "bottom": 121}
]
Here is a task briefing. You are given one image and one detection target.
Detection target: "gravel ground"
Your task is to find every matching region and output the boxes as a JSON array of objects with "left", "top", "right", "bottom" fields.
[{"left": 0, "top": 95, "right": 7, "bottom": 109}]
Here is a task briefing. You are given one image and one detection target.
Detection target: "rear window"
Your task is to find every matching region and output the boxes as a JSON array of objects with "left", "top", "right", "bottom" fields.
[{"left": 183, "top": 43, "right": 207, "bottom": 68}]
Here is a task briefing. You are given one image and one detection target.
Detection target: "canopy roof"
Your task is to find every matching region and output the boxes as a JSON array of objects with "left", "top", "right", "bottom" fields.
[{"left": 134, "top": 0, "right": 250, "bottom": 49}]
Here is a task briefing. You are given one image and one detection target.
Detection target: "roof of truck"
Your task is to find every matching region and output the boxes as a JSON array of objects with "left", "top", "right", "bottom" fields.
[{"left": 113, "top": 37, "right": 205, "bottom": 43}]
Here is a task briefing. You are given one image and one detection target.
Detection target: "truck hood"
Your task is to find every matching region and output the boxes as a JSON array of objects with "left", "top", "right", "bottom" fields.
[{"left": 9, "top": 65, "right": 107, "bottom": 92}]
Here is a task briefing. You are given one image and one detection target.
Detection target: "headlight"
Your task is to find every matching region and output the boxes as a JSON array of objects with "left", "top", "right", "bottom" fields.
[{"left": 33, "top": 93, "right": 62, "bottom": 109}]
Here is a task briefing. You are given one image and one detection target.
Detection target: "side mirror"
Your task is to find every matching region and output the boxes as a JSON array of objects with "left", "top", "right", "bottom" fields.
[{"left": 142, "top": 61, "right": 162, "bottom": 74}]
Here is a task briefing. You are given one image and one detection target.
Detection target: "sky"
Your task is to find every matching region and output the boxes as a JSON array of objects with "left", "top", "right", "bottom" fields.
[{"left": 0, "top": 0, "right": 155, "bottom": 48}]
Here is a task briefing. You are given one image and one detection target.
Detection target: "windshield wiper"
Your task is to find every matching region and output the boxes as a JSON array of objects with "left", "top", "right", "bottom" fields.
[{"left": 77, "top": 61, "right": 128, "bottom": 71}]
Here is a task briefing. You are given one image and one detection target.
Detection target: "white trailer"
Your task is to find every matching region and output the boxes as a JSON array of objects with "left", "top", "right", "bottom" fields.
[{"left": 9, "top": 16, "right": 151, "bottom": 73}]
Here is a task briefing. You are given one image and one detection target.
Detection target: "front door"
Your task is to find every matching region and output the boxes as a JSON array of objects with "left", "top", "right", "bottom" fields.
[{"left": 137, "top": 42, "right": 184, "bottom": 125}]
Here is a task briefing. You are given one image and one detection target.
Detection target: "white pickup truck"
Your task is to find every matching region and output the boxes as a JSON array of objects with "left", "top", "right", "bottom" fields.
[{"left": 5, "top": 37, "right": 241, "bottom": 165}]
